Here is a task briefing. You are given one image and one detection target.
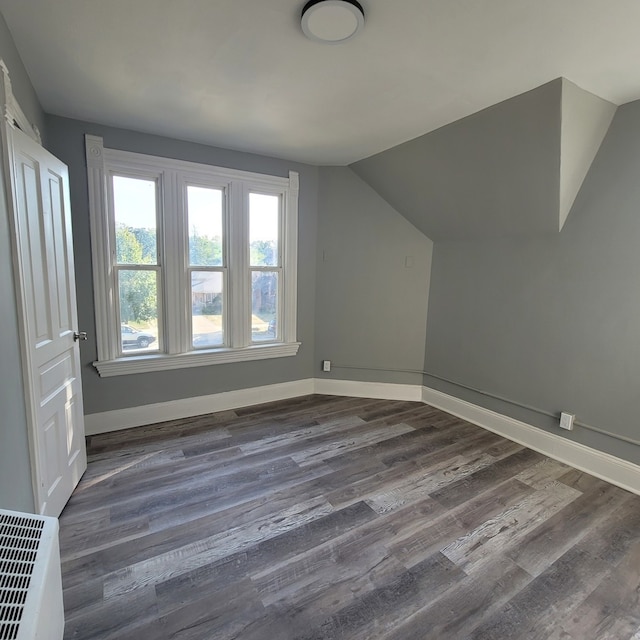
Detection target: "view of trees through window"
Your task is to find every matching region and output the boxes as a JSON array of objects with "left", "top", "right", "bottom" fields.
[
  {"left": 250, "top": 193, "right": 279, "bottom": 342},
  {"left": 116, "top": 226, "right": 157, "bottom": 325},
  {"left": 112, "top": 176, "right": 281, "bottom": 353},
  {"left": 91, "top": 147, "right": 298, "bottom": 370},
  {"left": 114, "top": 224, "right": 279, "bottom": 348},
  {"left": 188, "top": 185, "right": 224, "bottom": 348},
  {"left": 114, "top": 175, "right": 159, "bottom": 352}
]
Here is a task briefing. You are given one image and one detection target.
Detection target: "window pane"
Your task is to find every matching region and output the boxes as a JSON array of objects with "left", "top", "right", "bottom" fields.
[
  {"left": 188, "top": 186, "right": 223, "bottom": 266},
  {"left": 113, "top": 176, "right": 157, "bottom": 264},
  {"left": 251, "top": 271, "right": 278, "bottom": 342},
  {"left": 192, "top": 271, "right": 224, "bottom": 348},
  {"left": 250, "top": 193, "right": 279, "bottom": 267},
  {"left": 118, "top": 269, "right": 159, "bottom": 352}
]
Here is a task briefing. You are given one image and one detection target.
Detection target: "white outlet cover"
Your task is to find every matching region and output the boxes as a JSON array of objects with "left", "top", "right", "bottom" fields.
[{"left": 560, "top": 412, "right": 575, "bottom": 430}]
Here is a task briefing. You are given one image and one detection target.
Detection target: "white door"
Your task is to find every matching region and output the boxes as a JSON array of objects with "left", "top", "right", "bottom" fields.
[{"left": 10, "top": 126, "right": 87, "bottom": 516}]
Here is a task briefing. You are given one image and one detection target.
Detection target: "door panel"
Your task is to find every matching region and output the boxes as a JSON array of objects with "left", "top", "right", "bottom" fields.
[
  {"left": 41, "top": 414, "right": 63, "bottom": 497},
  {"left": 10, "top": 127, "right": 87, "bottom": 516},
  {"left": 49, "top": 171, "right": 73, "bottom": 331},
  {"left": 15, "top": 155, "right": 52, "bottom": 345}
]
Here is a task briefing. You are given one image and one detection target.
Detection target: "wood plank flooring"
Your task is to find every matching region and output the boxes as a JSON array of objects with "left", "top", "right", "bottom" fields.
[{"left": 59, "top": 395, "right": 640, "bottom": 640}]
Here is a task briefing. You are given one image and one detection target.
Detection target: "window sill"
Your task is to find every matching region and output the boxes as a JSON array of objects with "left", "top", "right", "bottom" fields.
[{"left": 93, "top": 342, "right": 301, "bottom": 377}]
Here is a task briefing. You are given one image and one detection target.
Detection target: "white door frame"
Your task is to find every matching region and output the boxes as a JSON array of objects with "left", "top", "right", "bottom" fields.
[{"left": 0, "top": 60, "right": 55, "bottom": 512}]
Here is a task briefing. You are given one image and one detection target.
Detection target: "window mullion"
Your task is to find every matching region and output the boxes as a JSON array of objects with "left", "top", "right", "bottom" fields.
[
  {"left": 229, "top": 180, "right": 250, "bottom": 347},
  {"left": 163, "top": 170, "right": 186, "bottom": 354},
  {"left": 283, "top": 171, "right": 299, "bottom": 344}
]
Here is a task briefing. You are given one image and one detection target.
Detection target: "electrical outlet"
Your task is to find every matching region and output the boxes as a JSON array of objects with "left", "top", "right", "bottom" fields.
[
  {"left": 559, "top": 412, "right": 575, "bottom": 431},
  {"left": 322, "top": 360, "right": 331, "bottom": 372}
]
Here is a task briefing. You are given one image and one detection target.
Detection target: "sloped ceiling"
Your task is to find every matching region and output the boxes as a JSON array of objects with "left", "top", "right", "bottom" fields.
[{"left": 351, "top": 80, "right": 615, "bottom": 241}]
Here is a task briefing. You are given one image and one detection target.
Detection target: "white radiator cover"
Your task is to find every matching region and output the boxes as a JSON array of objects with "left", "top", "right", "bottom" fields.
[{"left": 0, "top": 509, "right": 64, "bottom": 640}]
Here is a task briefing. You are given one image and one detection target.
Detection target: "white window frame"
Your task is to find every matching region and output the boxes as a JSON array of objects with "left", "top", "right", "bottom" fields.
[{"left": 85, "top": 135, "right": 300, "bottom": 377}]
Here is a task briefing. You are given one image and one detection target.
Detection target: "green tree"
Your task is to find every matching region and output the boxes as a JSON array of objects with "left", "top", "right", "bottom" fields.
[
  {"left": 189, "top": 233, "right": 222, "bottom": 266},
  {"left": 116, "top": 226, "right": 145, "bottom": 264},
  {"left": 250, "top": 240, "right": 276, "bottom": 266},
  {"left": 131, "top": 227, "right": 157, "bottom": 263},
  {"left": 116, "top": 226, "right": 157, "bottom": 323}
]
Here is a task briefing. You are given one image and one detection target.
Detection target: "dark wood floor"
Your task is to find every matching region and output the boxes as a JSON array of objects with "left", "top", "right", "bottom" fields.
[{"left": 59, "top": 395, "right": 640, "bottom": 640}]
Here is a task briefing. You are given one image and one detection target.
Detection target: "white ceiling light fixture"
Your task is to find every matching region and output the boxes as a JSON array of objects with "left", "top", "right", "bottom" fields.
[{"left": 301, "top": 0, "right": 365, "bottom": 44}]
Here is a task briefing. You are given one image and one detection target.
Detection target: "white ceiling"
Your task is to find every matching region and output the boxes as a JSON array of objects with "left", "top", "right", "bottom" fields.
[{"left": 1, "top": 0, "right": 640, "bottom": 165}]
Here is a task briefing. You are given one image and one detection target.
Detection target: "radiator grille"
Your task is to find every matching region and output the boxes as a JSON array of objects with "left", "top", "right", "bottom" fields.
[{"left": 0, "top": 513, "right": 45, "bottom": 640}]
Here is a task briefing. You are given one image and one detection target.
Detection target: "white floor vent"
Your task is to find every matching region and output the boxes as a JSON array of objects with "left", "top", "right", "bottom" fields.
[{"left": 0, "top": 510, "right": 63, "bottom": 640}]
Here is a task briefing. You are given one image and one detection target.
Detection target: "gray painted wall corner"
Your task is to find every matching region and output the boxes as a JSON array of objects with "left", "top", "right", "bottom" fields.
[
  {"left": 423, "top": 99, "right": 640, "bottom": 465},
  {"left": 315, "top": 166, "right": 432, "bottom": 386}
]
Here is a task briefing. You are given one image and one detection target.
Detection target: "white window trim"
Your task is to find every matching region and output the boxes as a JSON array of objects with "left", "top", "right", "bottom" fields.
[{"left": 85, "top": 135, "right": 300, "bottom": 377}]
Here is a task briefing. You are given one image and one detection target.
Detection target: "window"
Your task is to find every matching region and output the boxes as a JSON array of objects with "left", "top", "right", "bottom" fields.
[{"left": 86, "top": 136, "right": 299, "bottom": 376}]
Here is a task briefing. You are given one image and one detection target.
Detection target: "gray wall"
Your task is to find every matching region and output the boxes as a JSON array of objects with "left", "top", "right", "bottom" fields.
[
  {"left": 351, "top": 80, "right": 561, "bottom": 241},
  {"left": 424, "top": 99, "right": 640, "bottom": 464},
  {"left": 45, "top": 115, "right": 319, "bottom": 415},
  {"left": 0, "top": 16, "right": 46, "bottom": 138},
  {"left": 315, "top": 167, "right": 432, "bottom": 386},
  {"left": 0, "top": 12, "right": 46, "bottom": 512}
]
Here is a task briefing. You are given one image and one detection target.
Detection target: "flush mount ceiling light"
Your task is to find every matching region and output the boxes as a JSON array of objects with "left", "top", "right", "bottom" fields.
[{"left": 301, "top": 0, "right": 365, "bottom": 44}]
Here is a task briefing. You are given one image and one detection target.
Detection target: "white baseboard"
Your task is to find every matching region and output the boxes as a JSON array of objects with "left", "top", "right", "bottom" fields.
[
  {"left": 85, "top": 378, "right": 421, "bottom": 435},
  {"left": 84, "top": 378, "right": 315, "bottom": 435},
  {"left": 83, "top": 376, "right": 640, "bottom": 496},
  {"left": 421, "top": 385, "right": 640, "bottom": 496},
  {"left": 314, "top": 378, "right": 423, "bottom": 402}
]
